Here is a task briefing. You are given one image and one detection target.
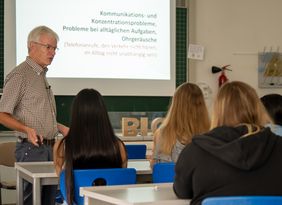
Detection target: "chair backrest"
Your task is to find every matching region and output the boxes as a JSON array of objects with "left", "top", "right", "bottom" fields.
[
  {"left": 202, "top": 196, "right": 282, "bottom": 205},
  {"left": 152, "top": 162, "right": 175, "bottom": 183},
  {"left": 0, "top": 142, "right": 16, "bottom": 167},
  {"left": 60, "top": 168, "right": 136, "bottom": 205},
  {"left": 0, "top": 142, "right": 16, "bottom": 205},
  {"left": 125, "top": 144, "right": 146, "bottom": 159}
]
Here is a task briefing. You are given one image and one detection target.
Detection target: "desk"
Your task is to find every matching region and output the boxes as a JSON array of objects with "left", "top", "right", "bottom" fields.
[
  {"left": 15, "top": 161, "right": 58, "bottom": 205},
  {"left": 15, "top": 160, "right": 152, "bottom": 205},
  {"left": 128, "top": 159, "right": 152, "bottom": 183},
  {"left": 80, "top": 183, "right": 190, "bottom": 205}
]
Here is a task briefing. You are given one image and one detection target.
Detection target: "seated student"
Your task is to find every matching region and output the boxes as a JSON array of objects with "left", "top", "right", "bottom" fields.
[
  {"left": 173, "top": 81, "right": 282, "bottom": 205},
  {"left": 53, "top": 88, "right": 127, "bottom": 205},
  {"left": 261, "top": 93, "right": 282, "bottom": 136},
  {"left": 150, "top": 82, "right": 210, "bottom": 166}
]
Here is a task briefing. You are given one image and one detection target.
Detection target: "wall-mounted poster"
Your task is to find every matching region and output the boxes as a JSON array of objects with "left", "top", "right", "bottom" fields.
[{"left": 258, "top": 52, "right": 282, "bottom": 88}]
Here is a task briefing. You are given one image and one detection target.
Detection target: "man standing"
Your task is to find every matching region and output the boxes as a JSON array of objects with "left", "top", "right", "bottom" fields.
[{"left": 0, "top": 26, "right": 69, "bottom": 204}]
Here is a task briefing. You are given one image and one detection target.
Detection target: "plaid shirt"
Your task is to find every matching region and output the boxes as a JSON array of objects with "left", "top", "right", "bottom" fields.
[{"left": 0, "top": 57, "right": 58, "bottom": 139}]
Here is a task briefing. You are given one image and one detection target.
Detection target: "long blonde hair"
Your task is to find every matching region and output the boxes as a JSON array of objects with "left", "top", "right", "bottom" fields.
[
  {"left": 211, "top": 81, "right": 271, "bottom": 129},
  {"left": 157, "top": 83, "right": 210, "bottom": 154}
]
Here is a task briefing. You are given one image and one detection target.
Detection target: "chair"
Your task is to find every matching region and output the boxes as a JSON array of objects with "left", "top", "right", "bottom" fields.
[
  {"left": 125, "top": 144, "right": 147, "bottom": 159},
  {"left": 60, "top": 168, "right": 136, "bottom": 205},
  {"left": 0, "top": 142, "right": 16, "bottom": 205},
  {"left": 202, "top": 196, "right": 282, "bottom": 205},
  {"left": 152, "top": 162, "right": 175, "bottom": 183}
]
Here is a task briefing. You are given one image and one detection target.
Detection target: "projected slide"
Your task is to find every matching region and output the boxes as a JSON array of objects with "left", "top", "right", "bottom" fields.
[
  {"left": 8, "top": 0, "right": 175, "bottom": 95},
  {"left": 16, "top": 0, "right": 171, "bottom": 80}
]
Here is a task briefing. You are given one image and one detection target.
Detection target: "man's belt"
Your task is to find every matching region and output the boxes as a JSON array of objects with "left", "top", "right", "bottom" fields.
[{"left": 17, "top": 136, "right": 56, "bottom": 147}]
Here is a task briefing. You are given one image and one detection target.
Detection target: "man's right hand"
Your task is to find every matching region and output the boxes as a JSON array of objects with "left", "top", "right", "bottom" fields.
[{"left": 25, "top": 127, "right": 42, "bottom": 146}]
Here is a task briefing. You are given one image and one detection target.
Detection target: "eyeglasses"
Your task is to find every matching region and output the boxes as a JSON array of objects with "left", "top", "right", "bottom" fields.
[{"left": 32, "top": 41, "right": 59, "bottom": 52}]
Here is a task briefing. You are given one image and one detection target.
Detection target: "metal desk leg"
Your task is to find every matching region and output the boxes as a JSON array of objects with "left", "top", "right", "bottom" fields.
[
  {"left": 33, "top": 178, "right": 41, "bottom": 205},
  {"left": 16, "top": 170, "right": 23, "bottom": 205}
]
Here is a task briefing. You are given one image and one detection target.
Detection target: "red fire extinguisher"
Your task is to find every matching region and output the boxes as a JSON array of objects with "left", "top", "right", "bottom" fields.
[
  {"left": 212, "top": 65, "right": 232, "bottom": 87},
  {"left": 218, "top": 68, "right": 228, "bottom": 87}
]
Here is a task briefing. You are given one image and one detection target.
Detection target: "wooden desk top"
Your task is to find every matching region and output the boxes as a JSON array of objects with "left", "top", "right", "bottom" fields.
[
  {"left": 80, "top": 183, "right": 190, "bottom": 205},
  {"left": 15, "top": 159, "right": 152, "bottom": 177}
]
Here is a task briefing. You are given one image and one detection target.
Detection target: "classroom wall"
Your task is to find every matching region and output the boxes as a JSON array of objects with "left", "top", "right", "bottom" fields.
[
  {"left": 3, "top": 1, "right": 282, "bottom": 121},
  {"left": 188, "top": 0, "right": 282, "bottom": 104}
]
